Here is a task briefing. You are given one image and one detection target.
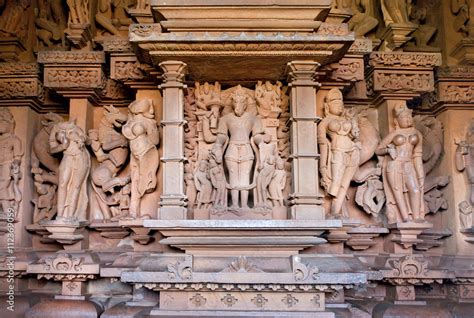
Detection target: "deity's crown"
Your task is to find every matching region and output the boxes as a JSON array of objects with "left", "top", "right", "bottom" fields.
[
  {"left": 325, "top": 88, "right": 343, "bottom": 103},
  {"left": 393, "top": 104, "right": 412, "bottom": 117}
]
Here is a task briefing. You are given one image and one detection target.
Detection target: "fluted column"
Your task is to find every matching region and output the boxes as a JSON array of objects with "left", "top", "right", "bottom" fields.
[
  {"left": 158, "top": 61, "right": 188, "bottom": 219},
  {"left": 286, "top": 61, "right": 325, "bottom": 220}
]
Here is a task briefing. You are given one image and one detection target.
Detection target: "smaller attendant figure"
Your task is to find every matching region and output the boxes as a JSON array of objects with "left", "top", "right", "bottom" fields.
[
  {"left": 194, "top": 159, "right": 213, "bottom": 209},
  {"left": 455, "top": 121, "right": 474, "bottom": 205},
  {"left": 348, "top": 0, "right": 379, "bottom": 37},
  {"left": 268, "top": 157, "right": 286, "bottom": 207},
  {"left": 209, "top": 153, "right": 227, "bottom": 209},
  {"left": 49, "top": 121, "right": 90, "bottom": 221},
  {"left": 0, "top": 109, "right": 23, "bottom": 218},
  {"left": 255, "top": 134, "right": 277, "bottom": 209},
  {"left": 381, "top": 0, "right": 414, "bottom": 25},
  {"left": 122, "top": 99, "right": 159, "bottom": 218},
  {"left": 459, "top": 200, "right": 473, "bottom": 229},
  {"left": 255, "top": 81, "right": 282, "bottom": 118},
  {"left": 318, "top": 88, "right": 360, "bottom": 219},
  {"left": 376, "top": 104, "right": 425, "bottom": 223},
  {"left": 95, "top": 0, "right": 135, "bottom": 36}
]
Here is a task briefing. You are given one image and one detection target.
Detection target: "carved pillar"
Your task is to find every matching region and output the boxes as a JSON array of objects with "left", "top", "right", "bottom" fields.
[
  {"left": 158, "top": 61, "right": 188, "bottom": 220},
  {"left": 286, "top": 61, "right": 325, "bottom": 220}
]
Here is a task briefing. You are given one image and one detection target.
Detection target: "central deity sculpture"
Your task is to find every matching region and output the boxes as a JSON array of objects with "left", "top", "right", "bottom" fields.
[{"left": 212, "top": 86, "right": 265, "bottom": 209}]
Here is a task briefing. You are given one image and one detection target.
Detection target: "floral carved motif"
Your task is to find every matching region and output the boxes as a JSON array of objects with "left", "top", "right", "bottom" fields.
[
  {"left": 0, "top": 63, "right": 39, "bottom": 75},
  {"left": 221, "top": 256, "right": 264, "bottom": 273},
  {"left": 42, "top": 253, "right": 83, "bottom": 272},
  {"left": 167, "top": 255, "right": 193, "bottom": 280},
  {"left": 373, "top": 73, "right": 434, "bottom": 92},
  {"left": 369, "top": 52, "right": 442, "bottom": 67},
  {"left": 0, "top": 80, "right": 43, "bottom": 99},
  {"left": 38, "top": 52, "right": 105, "bottom": 64},
  {"left": 439, "top": 84, "right": 474, "bottom": 103},
  {"left": 44, "top": 69, "right": 105, "bottom": 89},
  {"left": 317, "top": 23, "right": 349, "bottom": 35}
]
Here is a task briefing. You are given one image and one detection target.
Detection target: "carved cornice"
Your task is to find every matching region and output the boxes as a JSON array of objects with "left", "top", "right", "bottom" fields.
[
  {"left": 38, "top": 51, "right": 105, "bottom": 64},
  {"left": 437, "top": 66, "right": 474, "bottom": 79},
  {"left": 44, "top": 68, "right": 106, "bottom": 90},
  {"left": 372, "top": 72, "right": 434, "bottom": 93},
  {"left": 0, "top": 62, "right": 39, "bottom": 75},
  {"left": 101, "top": 38, "right": 133, "bottom": 52},
  {"left": 0, "top": 62, "right": 44, "bottom": 103},
  {"left": 369, "top": 52, "right": 442, "bottom": 68},
  {"left": 111, "top": 56, "right": 148, "bottom": 81},
  {"left": 438, "top": 83, "right": 474, "bottom": 103},
  {"left": 316, "top": 22, "right": 350, "bottom": 36}
]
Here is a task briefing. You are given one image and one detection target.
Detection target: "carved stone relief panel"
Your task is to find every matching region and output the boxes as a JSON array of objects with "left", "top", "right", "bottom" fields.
[{"left": 184, "top": 82, "right": 290, "bottom": 220}]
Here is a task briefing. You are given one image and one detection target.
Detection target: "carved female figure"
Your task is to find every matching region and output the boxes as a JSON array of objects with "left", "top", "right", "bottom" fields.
[
  {"left": 122, "top": 99, "right": 159, "bottom": 218},
  {"left": 194, "top": 159, "right": 213, "bottom": 209},
  {"left": 49, "top": 121, "right": 90, "bottom": 221},
  {"left": 255, "top": 134, "right": 277, "bottom": 209},
  {"left": 0, "top": 108, "right": 23, "bottom": 217},
  {"left": 268, "top": 157, "right": 286, "bottom": 207},
  {"left": 318, "top": 88, "right": 360, "bottom": 218},
  {"left": 376, "top": 104, "right": 425, "bottom": 223},
  {"left": 456, "top": 120, "right": 474, "bottom": 205},
  {"left": 209, "top": 155, "right": 227, "bottom": 208}
]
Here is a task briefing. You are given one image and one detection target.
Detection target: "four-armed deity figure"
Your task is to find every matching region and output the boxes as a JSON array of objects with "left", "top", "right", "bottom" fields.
[
  {"left": 49, "top": 121, "right": 90, "bottom": 221},
  {"left": 0, "top": 109, "right": 23, "bottom": 217},
  {"left": 213, "top": 86, "right": 265, "bottom": 209},
  {"left": 318, "top": 88, "right": 360, "bottom": 218},
  {"left": 376, "top": 104, "right": 425, "bottom": 223},
  {"left": 122, "top": 99, "right": 159, "bottom": 218}
]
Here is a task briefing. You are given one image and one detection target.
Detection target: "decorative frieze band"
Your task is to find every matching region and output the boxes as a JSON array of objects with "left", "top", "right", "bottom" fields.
[
  {"left": 38, "top": 51, "right": 105, "bottom": 64},
  {"left": 369, "top": 52, "right": 442, "bottom": 68}
]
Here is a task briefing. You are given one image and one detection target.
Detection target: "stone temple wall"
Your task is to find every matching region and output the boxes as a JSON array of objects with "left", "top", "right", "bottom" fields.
[{"left": 0, "top": 0, "right": 473, "bottom": 317}]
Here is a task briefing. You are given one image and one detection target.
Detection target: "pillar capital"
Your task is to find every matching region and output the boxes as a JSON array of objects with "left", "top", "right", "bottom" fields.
[
  {"left": 286, "top": 61, "right": 321, "bottom": 86},
  {"left": 159, "top": 61, "right": 188, "bottom": 88}
]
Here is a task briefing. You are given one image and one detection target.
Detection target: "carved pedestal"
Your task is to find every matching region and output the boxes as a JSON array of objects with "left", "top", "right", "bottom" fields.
[
  {"left": 386, "top": 222, "right": 433, "bottom": 253},
  {"left": 40, "top": 219, "right": 89, "bottom": 247}
]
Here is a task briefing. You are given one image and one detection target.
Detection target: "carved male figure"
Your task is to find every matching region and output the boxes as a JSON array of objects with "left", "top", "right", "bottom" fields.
[
  {"left": 255, "top": 134, "right": 277, "bottom": 209},
  {"left": 213, "top": 86, "right": 265, "bottom": 209},
  {"left": 194, "top": 159, "right": 213, "bottom": 209},
  {"left": 456, "top": 121, "right": 474, "bottom": 205}
]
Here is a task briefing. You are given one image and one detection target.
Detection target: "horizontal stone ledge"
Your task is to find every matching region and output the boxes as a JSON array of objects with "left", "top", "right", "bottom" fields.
[
  {"left": 121, "top": 271, "right": 367, "bottom": 285},
  {"left": 142, "top": 219, "right": 341, "bottom": 230}
]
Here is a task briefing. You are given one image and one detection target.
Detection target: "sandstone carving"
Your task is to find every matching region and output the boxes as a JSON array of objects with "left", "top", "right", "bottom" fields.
[
  {"left": 95, "top": 0, "right": 134, "bottom": 36},
  {"left": 405, "top": 3, "right": 439, "bottom": 52},
  {"left": 459, "top": 200, "right": 472, "bottom": 229},
  {"left": 36, "top": 0, "right": 67, "bottom": 48},
  {"left": 318, "top": 88, "right": 360, "bottom": 219},
  {"left": 376, "top": 104, "right": 425, "bottom": 224},
  {"left": 122, "top": 99, "right": 159, "bottom": 218},
  {"left": 67, "top": 0, "right": 89, "bottom": 24},
  {"left": 348, "top": 0, "right": 379, "bottom": 38},
  {"left": 451, "top": 0, "right": 470, "bottom": 37},
  {"left": 456, "top": 120, "right": 474, "bottom": 205},
  {"left": 255, "top": 81, "right": 282, "bottom": 118},
  {"left": 0, "top": 108, "right": 23, "bottom": 218},
  {"left": 89, "top": 105, "right": 130, "bottom": 220},
  {"left": 0, "top": 0, "right": 30, "bottom": 38},
  {"left": 213, "top": 86, "right": 265, "bottom": 210},
  {"left": 381, "top": 0, "right": 413, "bottom": 25},
  {"left": 49, "top": 120, "right": 90, "bottom": 221},
  {"left": 31, "top": 113, "right": 63, "bottom": 223},
  {"left": 414, "top": 116, "right": 449, "bottom": 215},
  {"left": 194, "top": 159, "right": 213, "bottom": 209}
]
